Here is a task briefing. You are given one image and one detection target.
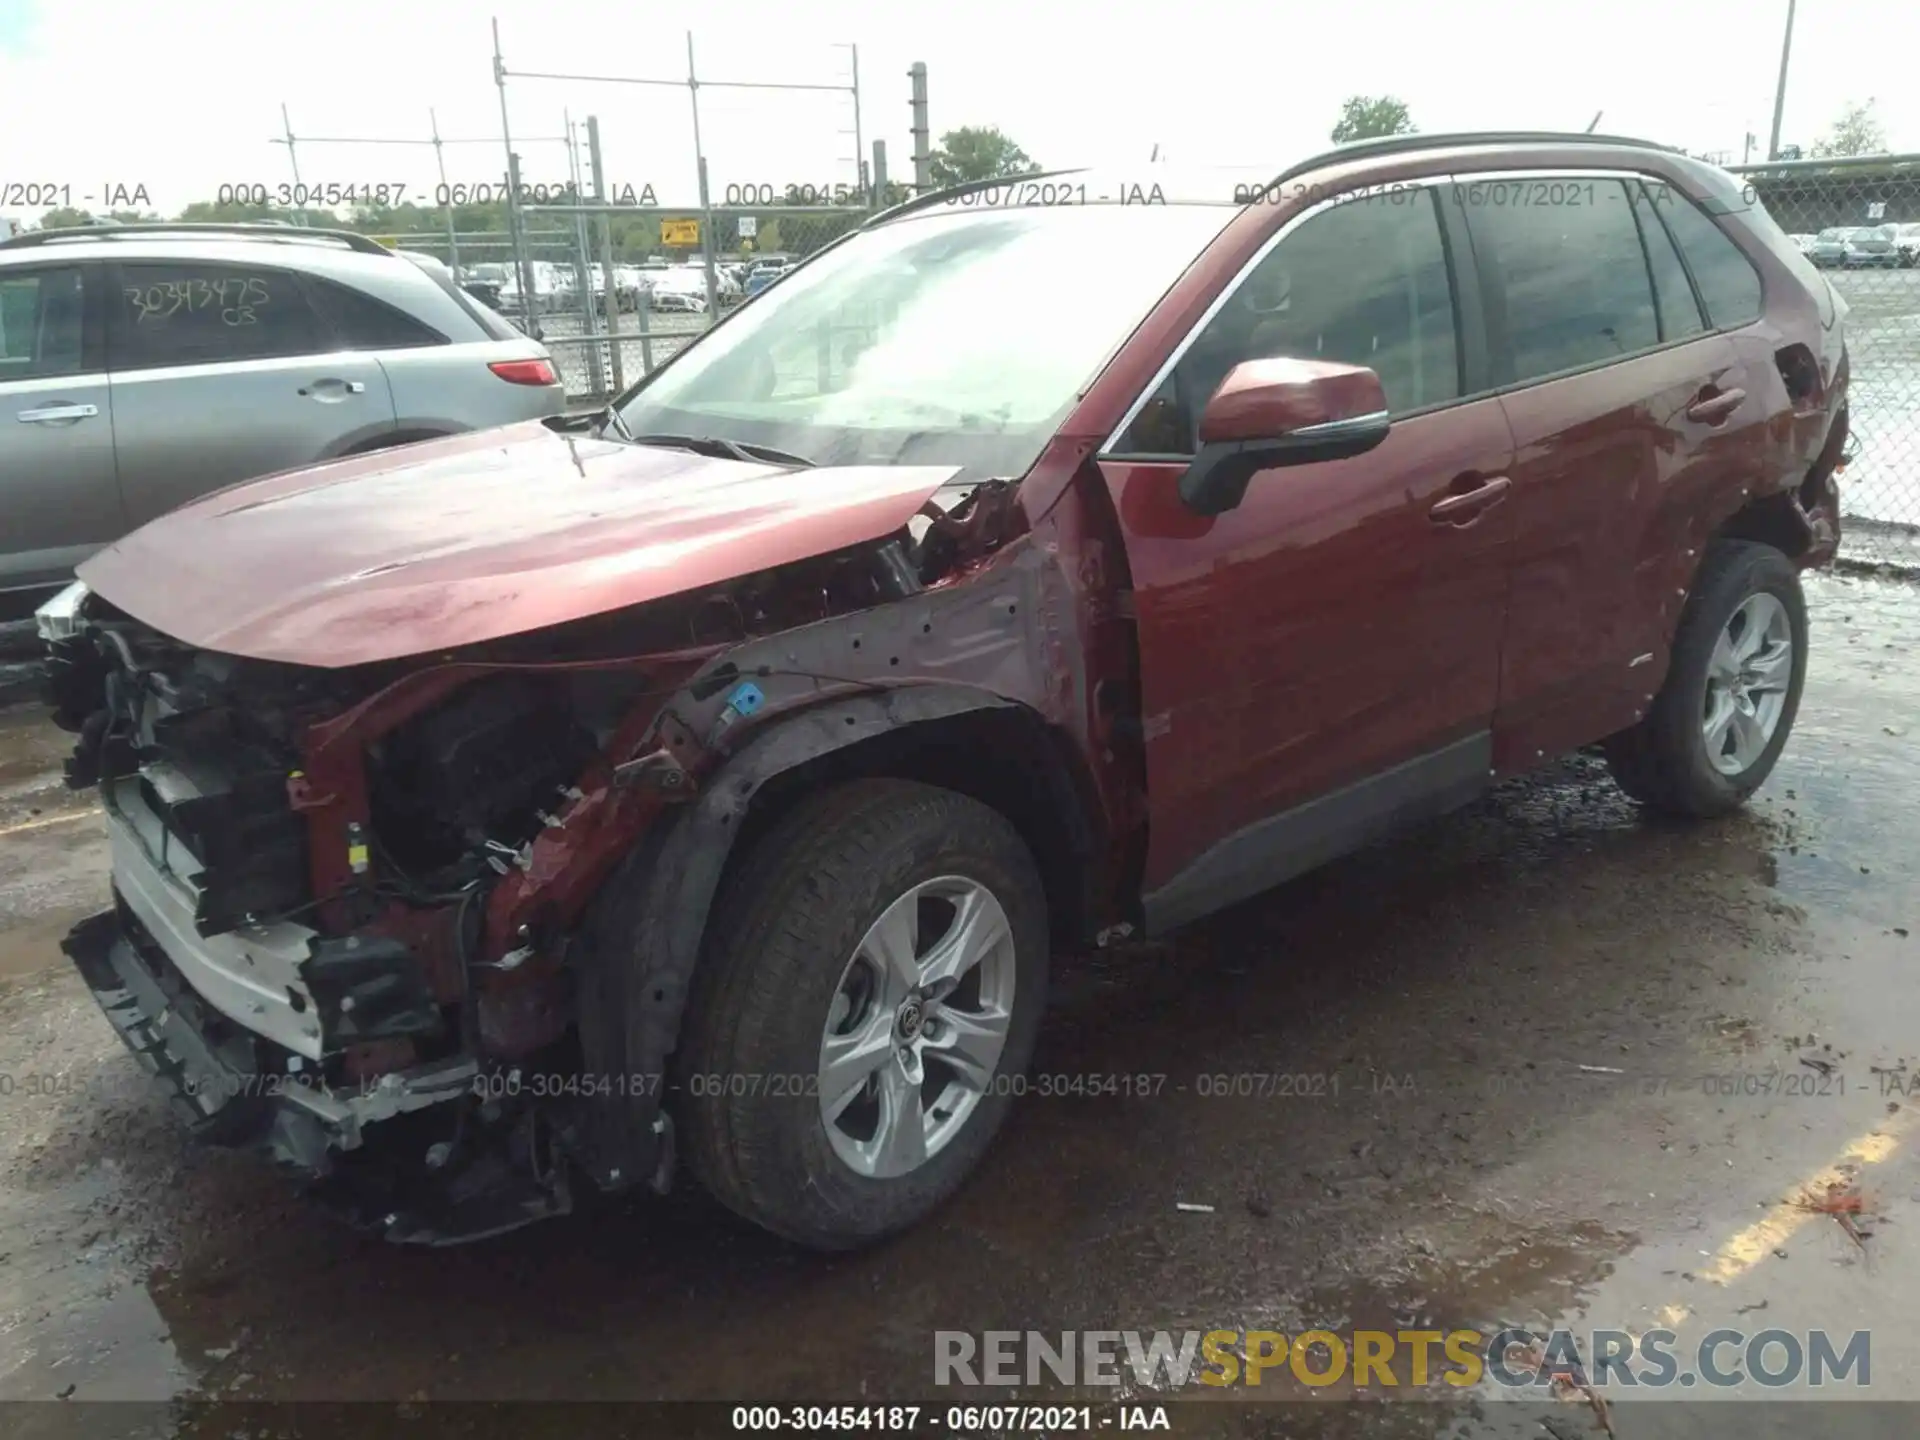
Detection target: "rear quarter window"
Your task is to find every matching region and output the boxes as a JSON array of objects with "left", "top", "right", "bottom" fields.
[
  {"left": 308, "top": 277, "right": 448, "bottom": 350},
  {"left": 1654, "top": 193, "right": 1764, "bottom": 329}
]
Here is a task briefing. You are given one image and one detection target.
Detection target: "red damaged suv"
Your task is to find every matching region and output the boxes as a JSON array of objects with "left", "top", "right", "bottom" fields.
[{"left": 44, "top": 132, "right": 1845, "bottom": 1249}]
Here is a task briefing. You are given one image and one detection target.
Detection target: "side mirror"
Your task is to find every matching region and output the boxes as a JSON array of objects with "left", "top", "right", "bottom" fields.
[{"left": 1178, "top": 358, "right": 1391, "bottom": 517}]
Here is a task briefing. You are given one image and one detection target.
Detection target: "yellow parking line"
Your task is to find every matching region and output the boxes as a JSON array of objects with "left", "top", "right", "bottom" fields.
[
  {"left": 1651, "top": 1107, "right": 1916, "bottom": 1330},
  {"left": 0, "top": 808, "right": 99, "bottom": 839}
]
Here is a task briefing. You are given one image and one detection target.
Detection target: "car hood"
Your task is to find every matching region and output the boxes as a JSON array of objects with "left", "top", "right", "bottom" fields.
[{"left": 78, "top": 421, "right": 959, "bottom": 669}]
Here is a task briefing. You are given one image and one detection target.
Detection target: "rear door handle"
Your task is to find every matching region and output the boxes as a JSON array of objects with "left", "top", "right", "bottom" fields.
[
  {"left": 1686, "top": 387, "right": 1747, "bottom": 424},
  {"left": 1430, "top": 475, "right": 1511, "bottom": 525},
  {"left": 17, "top": 402, "right": 99, "bottom": 424}
]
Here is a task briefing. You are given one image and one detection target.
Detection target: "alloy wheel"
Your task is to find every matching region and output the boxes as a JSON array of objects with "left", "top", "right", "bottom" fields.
[
  {"left": 817, "top": 877, "right": 1016, "bottom": 1179},
  {"left": 1702, "top": 591, "right": 1794, "bottom": 776}
]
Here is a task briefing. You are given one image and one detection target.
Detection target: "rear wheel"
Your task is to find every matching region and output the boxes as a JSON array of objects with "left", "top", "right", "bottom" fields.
[
  {"left": 676, "top": 779, "right": 1049, "bottom": 1250},
  {"left": 1604, "top": 539, "right": 1807, "bottom": 816}
]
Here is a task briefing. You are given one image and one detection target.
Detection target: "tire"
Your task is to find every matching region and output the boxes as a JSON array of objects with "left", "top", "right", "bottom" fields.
[
  {"left": 674, "top": 779, "right": 1049, "bottom": 1250},
  {"left": 1603, "top": 539, "right": 1808, "bottom": 817}
]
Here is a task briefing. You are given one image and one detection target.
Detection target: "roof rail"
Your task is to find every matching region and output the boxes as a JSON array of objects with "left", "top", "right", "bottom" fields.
[
  {"left": 0, "top": 222, "right": 394, "bottom": 255},
  {"left": 864, "top": 135, "right": 1684, "bottom": 227},
  {"left": 1265, "top": 130, "right": 1682, "bottom": 188}
]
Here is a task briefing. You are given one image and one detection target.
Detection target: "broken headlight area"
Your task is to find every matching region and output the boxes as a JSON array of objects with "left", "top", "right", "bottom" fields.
[{"left": 49, "top": 607, "right": 674, "bottom": 1242}]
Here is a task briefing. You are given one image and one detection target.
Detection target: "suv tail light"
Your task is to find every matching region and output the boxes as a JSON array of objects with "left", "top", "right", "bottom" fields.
[{"left": 489, "top": 358, "right": 558, "bottom": 386}]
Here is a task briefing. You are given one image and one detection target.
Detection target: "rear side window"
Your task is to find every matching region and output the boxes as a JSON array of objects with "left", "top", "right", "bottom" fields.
[
  {"left": 1465, "top": 179, "right": 1658, "bottom": 384},
  {"left": 1654, "top": 193, "right": 1763, "bottom": 328},
  {"left": 0, "top": 267, "right": 84, "bottom": 379},
  {"left": 112, "top": 261, "right": 325, "bottom": 371},
  {"left": 1629, "top": 182, "right": 1707, "bottom": 342},
  {"left": 308, "top": 277, "right": 448, "bottom": 350}
]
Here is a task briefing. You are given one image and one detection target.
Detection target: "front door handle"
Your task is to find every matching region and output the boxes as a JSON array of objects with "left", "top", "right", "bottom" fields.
[
  {"left": 1686, "top": 387, "right": 1747, "bottom": 425},
  {"left": 297, "top": 378, "right": 367, "bottom": 399},
  {"left": 17, "top": 402, "right": 100, "bottom": 424},
  {"left": 1430, "top": 475, "right": 1512, "bottom": 525}
]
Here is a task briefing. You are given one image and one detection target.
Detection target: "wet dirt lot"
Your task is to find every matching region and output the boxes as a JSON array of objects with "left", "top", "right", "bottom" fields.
[{"left": 2, "top": 573, "right": 1919, "bottom": 1439}]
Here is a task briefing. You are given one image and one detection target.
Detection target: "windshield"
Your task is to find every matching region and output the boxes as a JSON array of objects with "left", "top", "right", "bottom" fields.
[{"left": 613, "top": 204, "right": 1234, "bottom": 482}]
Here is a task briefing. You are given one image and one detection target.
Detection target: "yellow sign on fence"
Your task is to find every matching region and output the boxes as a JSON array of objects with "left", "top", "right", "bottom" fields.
[{"left": 660, "top": 218, "right": 700, "bottom": 247}]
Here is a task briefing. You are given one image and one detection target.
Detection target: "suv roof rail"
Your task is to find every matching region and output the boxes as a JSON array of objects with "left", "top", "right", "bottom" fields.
[
  {"left": 1266, "top": 130, "right": 1684, "bottom": 187},
  {"left": 0, "top": 222, "right": 395, "bottom": 255},
  {"left": 866, "top": 134, "right": 1686, "bottom": 228}
]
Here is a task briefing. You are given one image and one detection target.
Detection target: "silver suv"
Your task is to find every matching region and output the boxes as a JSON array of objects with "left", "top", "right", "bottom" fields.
[{"left": 0, "top": 223, "right": 566, "bottom": 600}]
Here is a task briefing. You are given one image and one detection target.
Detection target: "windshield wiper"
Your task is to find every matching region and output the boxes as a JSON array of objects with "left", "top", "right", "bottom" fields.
[
  {"left": 629, "top": 433, "right": 815, "bottom": 468},
  {"left": 597, "top": 402, "right": 638, "bottom": 445}
]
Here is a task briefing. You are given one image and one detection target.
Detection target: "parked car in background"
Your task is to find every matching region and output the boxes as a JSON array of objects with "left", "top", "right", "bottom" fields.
[
  {"left": 403, "top": 252, "right": 521, "bottom": 333},
  {"left": 0, "top": 223, "right": 563, "bottom": 601},
  {"left": 532, "top": 261, "right": 579, "bottom": 313},
  {"left": 1839, "top": 225, "right": 1899, "bottom": 268},
  {"left": 42, "top": 135, "right": 1844, "bottom": 1254},
  {"left": 458, "top": 276, "right": 509, "bottom": 315},
  {"left": 645, "top": 266, "right": 716, "bottom": 312},
  {"left": 463, "top": 262, "right": 534, "bottom": 322},
  {"left": 612, "top": 266, "right": 649, "bottom": 311},
  {"left": 1893, "top": 222, "right": 1920, "bottom": 267},
  {"left": 1805, "top": 229, "right": 1849, "bottom": 267}
]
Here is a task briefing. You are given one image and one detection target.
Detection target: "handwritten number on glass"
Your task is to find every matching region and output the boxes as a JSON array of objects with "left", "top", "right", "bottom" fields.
[{"left": 125, "top": 276, "right": 271, "bottom": 328}]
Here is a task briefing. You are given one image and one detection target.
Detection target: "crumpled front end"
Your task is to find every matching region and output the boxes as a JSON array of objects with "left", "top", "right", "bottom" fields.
[
  {"left": 46, "top": 605, "right": 627, "bottom": 1243},
  {"left": 43, "top": 463, "right": 1132, "bottom": 1245}
]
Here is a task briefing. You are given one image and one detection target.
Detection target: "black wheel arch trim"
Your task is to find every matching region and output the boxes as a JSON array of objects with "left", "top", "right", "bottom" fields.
[{"left": 569, "top": 683, "right": 1026, "bottom": 1192}]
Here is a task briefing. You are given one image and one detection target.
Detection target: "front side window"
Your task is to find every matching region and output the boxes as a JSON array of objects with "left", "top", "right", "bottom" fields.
[
  {"left": 0, "top": 267, "right": 84, "bottom": 380},
  {"left": 1115, "top": 189, "right": 1460, "bottom": 455},
  {"left": 613, "top": 203, "right": 1235, "bottom": 482},
  {"left": 1466, "top": 178, "right": 1659, "bottom": 384},
  {"left": 1656, "top": 193, "right": 1764, "bottom": 328},
  {"left": 111, "top": 261, "right": 325, "bottom": 371}
]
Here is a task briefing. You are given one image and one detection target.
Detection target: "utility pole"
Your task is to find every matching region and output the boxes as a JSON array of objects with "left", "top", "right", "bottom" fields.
[
  {"left": 1767, "top": 0, "right": 1798, "bottom": 161},
  {"left": 908, "top": 62, "right": 931, "bottom": 192}
]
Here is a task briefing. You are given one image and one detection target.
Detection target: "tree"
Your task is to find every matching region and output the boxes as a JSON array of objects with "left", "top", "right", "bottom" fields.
[
  {"left": 1330, "top": 96, "right": 1415, "bottom": 144},
  {"left": 35, "top": 206, "right": 97, "bottom": 230},
  {"left": 1810, "top": 100, "right": 1886, "bottom": 158},
  {"left": 927, "top": 126, "right": 1038, "bottom": 187}
]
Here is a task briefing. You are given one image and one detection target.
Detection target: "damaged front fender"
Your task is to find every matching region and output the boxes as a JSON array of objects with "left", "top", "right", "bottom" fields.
[{"left": 571, "top": 684, "right": 1026, "bottom": 1190}]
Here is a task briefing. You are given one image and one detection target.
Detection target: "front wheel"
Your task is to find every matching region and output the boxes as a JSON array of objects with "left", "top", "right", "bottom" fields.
[
  {"left": 675, "top": 779, "right": 1049, "bottom": 1250},
  {"left": 1604, "top": 539, "right": 1808, "bottom": 817}
]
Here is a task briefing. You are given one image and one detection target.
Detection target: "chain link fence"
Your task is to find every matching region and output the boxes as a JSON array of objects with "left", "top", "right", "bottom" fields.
[
  {"left": 1732, "top": 154, "right": 1920, "bottom": 569},
  {"left": 507, "top": 204, "right": 876, "bottom": 401},
  {"left": 388, "top": 200, "right": 883, "bottom": 403}
]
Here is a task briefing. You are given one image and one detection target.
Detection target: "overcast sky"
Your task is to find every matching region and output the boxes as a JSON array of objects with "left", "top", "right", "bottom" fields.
[{"left": 2, "top": 0, "right": 1916, "bottom": 218}]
